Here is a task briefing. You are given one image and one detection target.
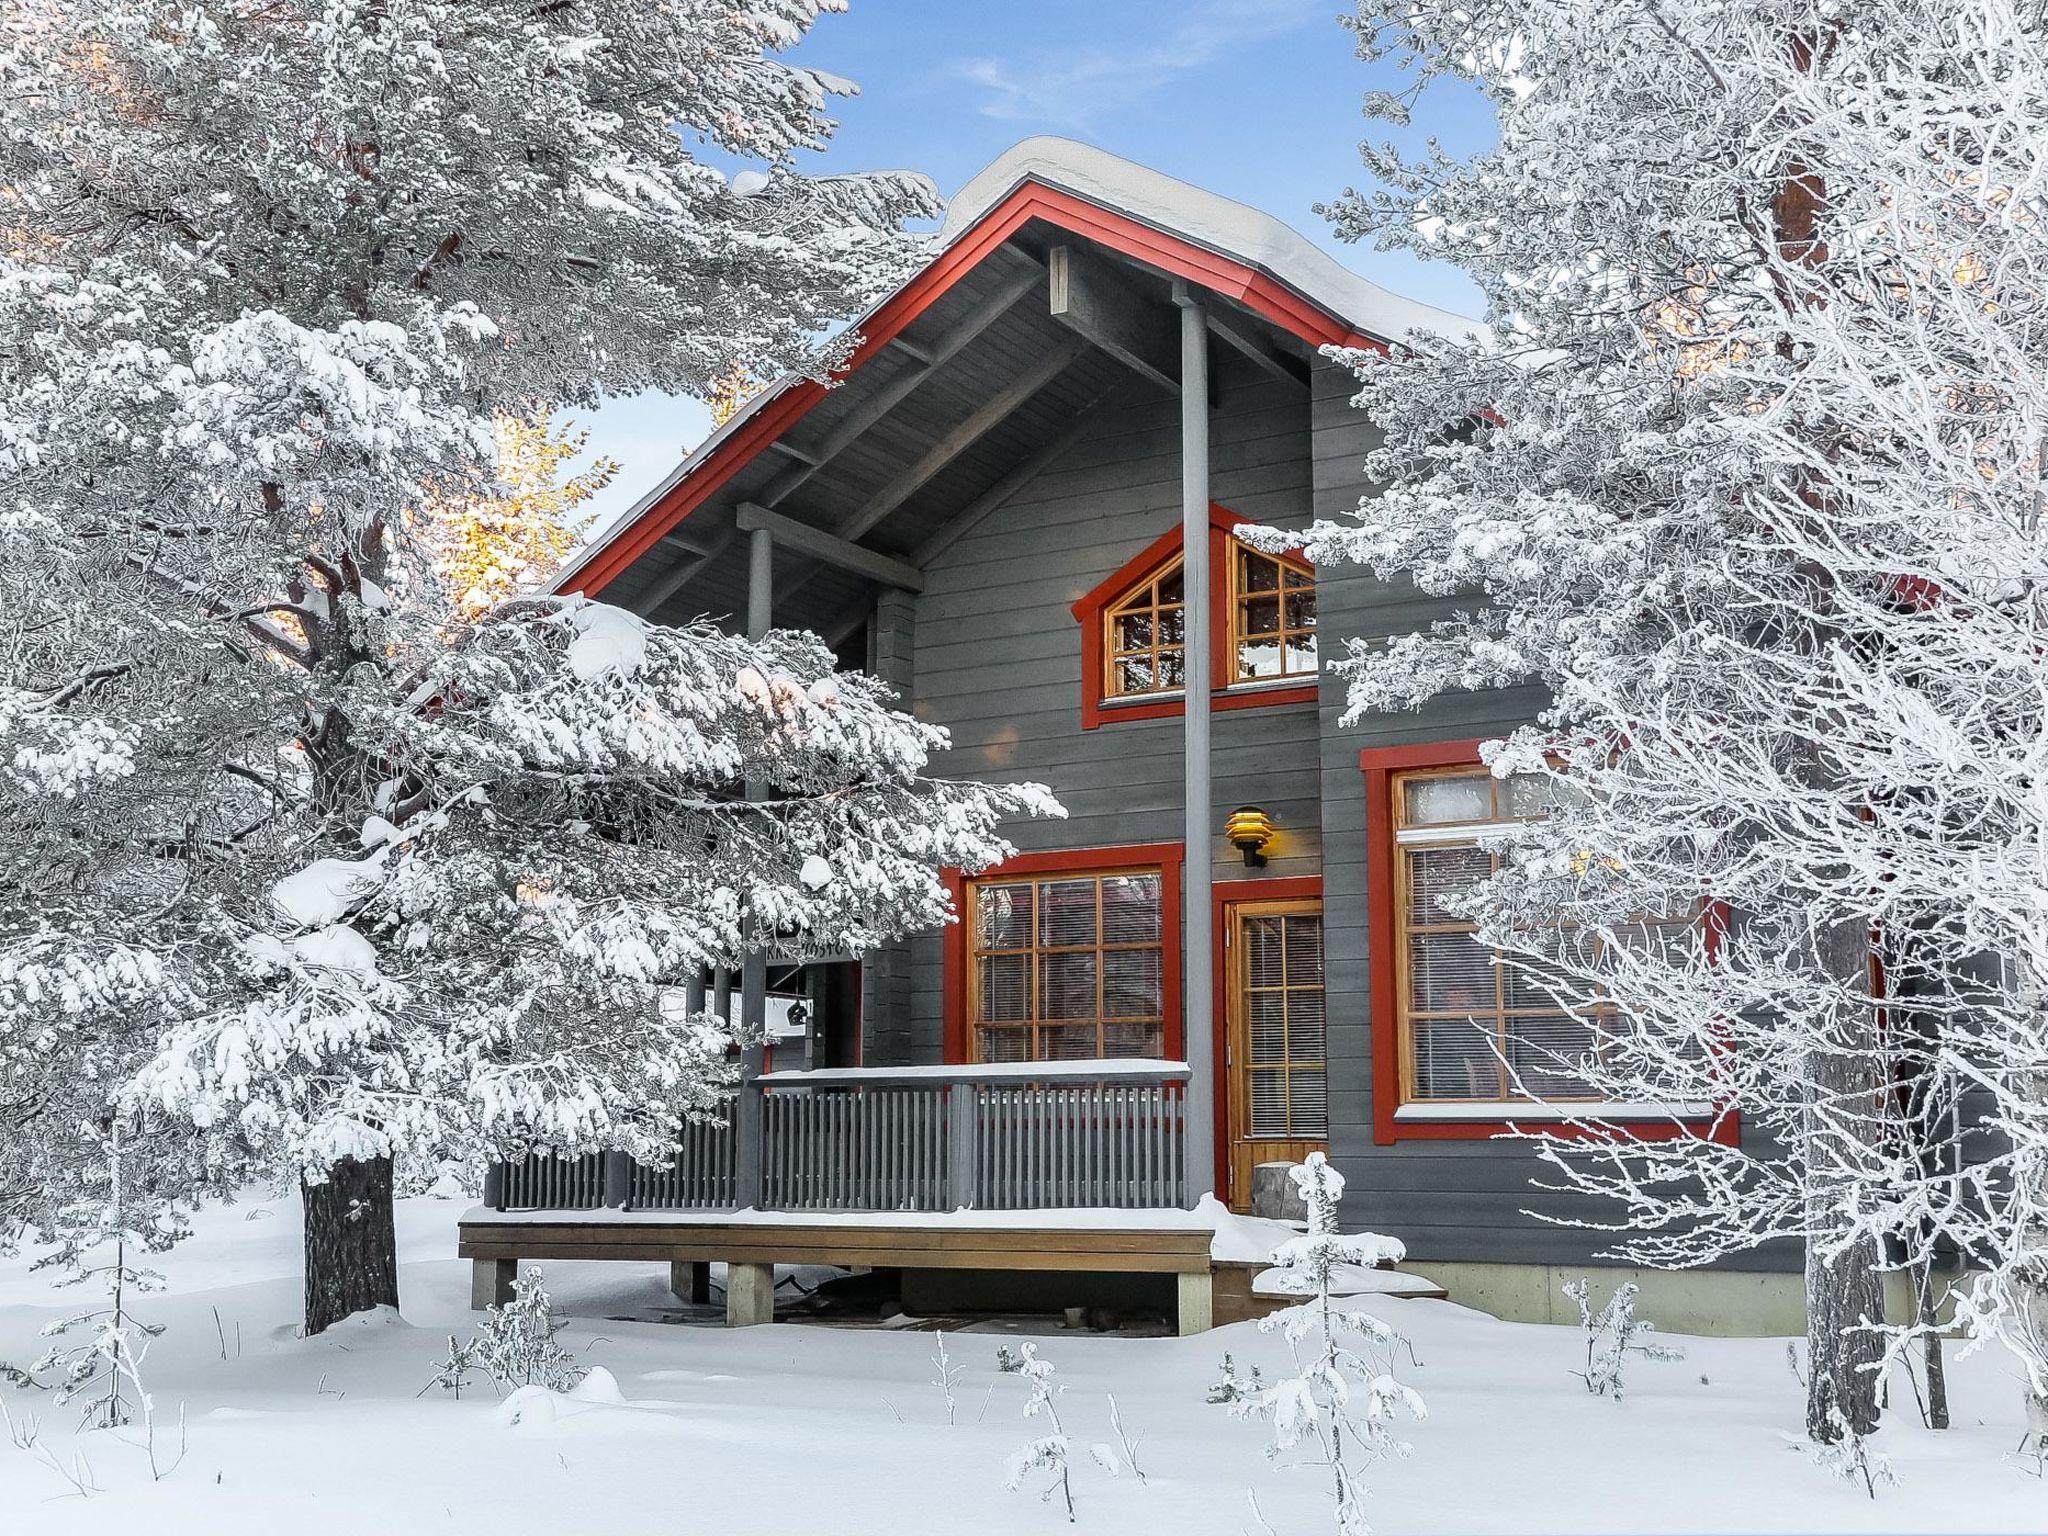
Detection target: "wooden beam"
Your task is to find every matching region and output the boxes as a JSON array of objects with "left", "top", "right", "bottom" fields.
[
  {"left": 1048, "top": 244, "right": 1180, "bottom": 394},
  {"left": 755, "top": 251, "right": 1044, "bottom": 510},
  {"left": 911, "top": 382, "right": 1129, "bottom": 567},
  {"left": 635, "top": 528, "right": 735, "bottom": 619},
  {"left": 1205, "top": 303, "right": 1311, "bottom": 387},
  {"left": 735, "top": 503, "right": 925, "bottom": 592},
  {"left": 836, "top": 332, "right": 1091, "bottom": 543}
]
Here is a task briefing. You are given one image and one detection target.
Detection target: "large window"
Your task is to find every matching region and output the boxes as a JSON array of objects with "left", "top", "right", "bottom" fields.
[
  {"left": 1394, "top": 766, "right": 1601, "bottom": 1104},
  {"left": 1231, "top": 545, "right": 1317, "bottom": 683},
  {"left": 970, "top": 869, "right": 1165, "bottom": 1062}
]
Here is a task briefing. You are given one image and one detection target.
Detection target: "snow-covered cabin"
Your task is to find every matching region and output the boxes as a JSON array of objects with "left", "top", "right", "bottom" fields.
[{"left": 472, "top": 139, "right": 1792, "bottom": 1335}]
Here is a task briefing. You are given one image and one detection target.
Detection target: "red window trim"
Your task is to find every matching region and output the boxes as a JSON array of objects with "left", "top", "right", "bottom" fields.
[
  {"left": 559, "top": 180, "right": 1389, "bottom": 599},
  {"left": 941, "top": 841, "right": 1186, "bottom": 1065},
  {"left": 1360, "top": 739, "right": 1738, "bottom": 1146},
  {"left": 1211, "top": 873, "right": 1325, "bottom": 1197},
  {"left": 1070, "top": 504, "right": 1319, "bottom": 730}
]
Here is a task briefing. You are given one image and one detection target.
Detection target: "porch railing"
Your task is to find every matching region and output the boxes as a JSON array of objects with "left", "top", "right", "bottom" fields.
[{"left": 483, "top": 1061, "right": 1191, "bottom": 1215}]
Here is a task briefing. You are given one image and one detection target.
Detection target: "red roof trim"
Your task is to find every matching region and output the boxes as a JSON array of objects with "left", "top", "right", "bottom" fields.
[{"left": 559, "top": 181, "right": 1388, "bottom": 598}]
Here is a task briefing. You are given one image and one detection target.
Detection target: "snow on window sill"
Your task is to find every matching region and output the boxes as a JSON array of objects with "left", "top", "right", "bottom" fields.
[{"left": 1393, "top": 1100, "right": 1716, "bottom": 1123}]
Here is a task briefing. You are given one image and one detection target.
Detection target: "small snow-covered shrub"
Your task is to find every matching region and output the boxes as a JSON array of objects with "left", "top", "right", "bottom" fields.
[
  {"left": 429, "top": 1268, "right": 582, "bottom": 1396},
  {"left": 1207, "top": 1353, "right": 1266, "bottom": 1404},
  {"left": 998, "top": 1342, "right": 1082, "bottom": 1520},
  {"left": 1222, "top": 1154, "right": 1424, "bottom": 1536},
  {"left": 930, "top": 1330, "right": 964, "bottom": 1425},
  {"left": 1807, "top": 1404, "right": 1898, "bottom": 1498},
  {"left": 1562, "top": 1277, "right": 1683, "bottom": 1400}
]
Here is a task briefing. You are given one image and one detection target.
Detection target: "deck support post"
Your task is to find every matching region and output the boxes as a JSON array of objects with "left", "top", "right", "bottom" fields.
[
  {"left": 735, "top": 526, "right": 773, "bottom": 1209},
  {"left": 726, "top": 1261, "right": 776, "bottom": 1326},
  {"left": 470, "top": 1257, "right": 516, "bottom": 1311},
  {"left": 1174, "top": 279, "right": 1216, "bottom": 1204},
  {"left": 602, "top": 1150, "right": 632, "bottom": 1209},
  {"left": 669, "top": 1260, "right": 711, "bottom": 1306},
  {"left": 1176, "top": 1269, "right": 1215, "bottom": 1336},
  {"left": 945, "top": 1080, "right": 979, "bottom": 1209}
]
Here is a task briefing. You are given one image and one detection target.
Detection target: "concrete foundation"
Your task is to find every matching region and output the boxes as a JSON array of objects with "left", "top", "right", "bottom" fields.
[
  {"left": 1414, "top": 1260, "right": 1951, "bottom": 1338},
  {"left": 470, "top": 1257, "right": 515, "bottom": 1311},
  {"left": 726, "top": 1261, "right": 776, "bottom": 1326}
]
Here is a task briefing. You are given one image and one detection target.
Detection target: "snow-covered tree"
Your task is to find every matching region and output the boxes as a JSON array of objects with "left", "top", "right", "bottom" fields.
[
  {"left": 0, "top": 0, "right": 1048, "bottom": 1335},
  {"left": 1226, "top": 1154, "right": 1424, "bottom": 1536},
  {"left": 1270, "top": 0, "right": 2048, "bottom": 1445}
]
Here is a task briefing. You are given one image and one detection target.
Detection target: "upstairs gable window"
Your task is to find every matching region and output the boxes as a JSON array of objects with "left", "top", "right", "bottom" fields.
[
  {"left": 1071, "top": 505, "right": 1322, "bottom": 728},
  {"left": 1106, "top": 560, "right": 1187, "bottom": 698},
  {"left": 1232, "top": 545, "right": 1316, "bottom": 683}
]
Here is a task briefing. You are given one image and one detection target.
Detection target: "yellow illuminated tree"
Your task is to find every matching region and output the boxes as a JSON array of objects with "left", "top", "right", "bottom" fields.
[{"left": 430, "top": 413, "right": 616, "bottom": 615}]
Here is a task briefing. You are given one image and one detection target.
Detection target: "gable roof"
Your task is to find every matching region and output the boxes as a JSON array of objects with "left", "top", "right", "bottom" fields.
[{"left": 556, "top": 136, "right": 1480, "bottom": 602}]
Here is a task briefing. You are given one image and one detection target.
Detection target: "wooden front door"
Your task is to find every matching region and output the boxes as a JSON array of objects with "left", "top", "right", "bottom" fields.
[{"left": 1224, "top": 899, "right": 1329, "bottom": 1210}]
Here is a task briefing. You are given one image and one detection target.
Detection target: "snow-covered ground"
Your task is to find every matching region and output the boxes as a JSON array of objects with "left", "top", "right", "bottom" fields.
[{"left": 1, "top": 1194, "right": 2041, "bottom": 1535}]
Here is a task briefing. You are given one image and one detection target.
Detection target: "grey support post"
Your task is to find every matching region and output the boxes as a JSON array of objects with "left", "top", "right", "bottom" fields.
[
  {"left": 734, "top": 525, "right": 773, "bottom": 1208},
  {"left": 1174, "top": 280, "right": 1216, "bottom": 1202},
  {"left": 470, "top": 1257, "right": 516, "bottom": 1311}
]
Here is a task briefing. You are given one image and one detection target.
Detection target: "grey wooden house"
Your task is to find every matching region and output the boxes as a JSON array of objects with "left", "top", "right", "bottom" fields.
[{"left": 462, "top": 139, "right": 1792, "bottom": 1335}]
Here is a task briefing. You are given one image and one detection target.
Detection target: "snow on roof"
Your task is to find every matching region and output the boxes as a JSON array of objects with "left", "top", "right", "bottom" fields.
[{"left": 942, "top": 136, "right": 1484, "bottom": 348}]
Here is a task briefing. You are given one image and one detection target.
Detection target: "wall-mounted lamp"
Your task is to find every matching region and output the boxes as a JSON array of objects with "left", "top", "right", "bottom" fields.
[{"left": 1225, "top": 805, "right": 1276, "bottom": 868}]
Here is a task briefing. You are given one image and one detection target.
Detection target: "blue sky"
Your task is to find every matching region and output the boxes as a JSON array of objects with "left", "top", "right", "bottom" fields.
[{"left": 571, "top": 0, "right": 1496, "bottom": 533}]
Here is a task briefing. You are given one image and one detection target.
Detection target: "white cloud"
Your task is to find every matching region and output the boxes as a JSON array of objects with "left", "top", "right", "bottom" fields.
[{"left": 950, "top": 0, "right": 1327, "bottom": 129}]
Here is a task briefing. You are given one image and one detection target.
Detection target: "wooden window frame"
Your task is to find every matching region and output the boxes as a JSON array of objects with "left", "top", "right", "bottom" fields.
[
  {"left": 1071, "top": 504, "right": 1320, "bottom": 730},
  {"left": 1361, "top": 740, "right": 1738, "bottom": 1146},
  {"left": 942, "top": 843, "right": 1185, "bottom": 1064},
  {"left": 1228, "top": 541, "right": 1318, "bottom": 686}
]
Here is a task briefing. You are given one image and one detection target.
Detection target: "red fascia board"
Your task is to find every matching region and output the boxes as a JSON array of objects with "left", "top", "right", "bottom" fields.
[{"left": 560, "top": 181, "right": 1387, "bottom": 599}]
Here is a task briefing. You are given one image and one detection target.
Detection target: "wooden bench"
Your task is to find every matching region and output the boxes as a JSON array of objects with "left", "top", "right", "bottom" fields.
[{"left": 458, "top": 1213, "right": 1218, "bottom": 1333}]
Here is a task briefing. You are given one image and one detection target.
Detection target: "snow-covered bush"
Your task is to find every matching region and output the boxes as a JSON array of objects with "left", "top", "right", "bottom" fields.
[
  {"left": 1207, "top": 1353, "right": 1267, "bottom": 1405},
  {"left": 1223, "top": 1154, "right": 1425, "bottom": 1536},
  {"left": 432, "top": 1268, "right": 582, "bottom": 1397},
  {"left": 998, "top": 1342, "right": 1082, "bottom": 1520},
  {"left": 1562, "top": 1278, "right": 1683, "bottom": 1400}
]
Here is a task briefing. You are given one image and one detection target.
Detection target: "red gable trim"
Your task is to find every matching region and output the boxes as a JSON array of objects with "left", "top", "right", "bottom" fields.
[{"left": 560, "top": 181, "right": 1388, "bottom": 598}]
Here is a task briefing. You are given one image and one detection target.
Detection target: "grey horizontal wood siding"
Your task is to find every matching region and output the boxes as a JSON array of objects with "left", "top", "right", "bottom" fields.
[{"left": 895, "top": 359, "right": 1319, "bottom": 1066}]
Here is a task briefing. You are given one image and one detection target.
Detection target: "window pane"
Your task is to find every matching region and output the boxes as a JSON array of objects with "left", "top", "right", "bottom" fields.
[
  {"left": 1158, "top": 567, "right": 1184, "bottom": 603},
  {"left": 1115, "top": 658, "right": 1154, "bottom": 695},
  {"left": 1411, "top": 1016, "right": 1506, "bottom": 1100},
  {"left": 1157, "top": 650, "right": 1185, "bottom": 687},
  {"left": 1409, "top": 930, "right": 1497, "bottom": 1014},
  {"left": 1506, "top": 1014, "right": 1599, "bottom": 1099},
  {"left": 1101, "top": 873, "right": 1161, "bottom": 942},
  {"left": 1245, "top": 916, "right": 1285, "bottom": 987},
  {"left": 1288, "top": 1068, "right": 1329, "bottom": 1136},
  {"left": 1243, "top": 551, "right": 1281, "bottom": 592},
  {"left": 1403, "top": 773, "right": 1495, "bottom": 826},
  {"left": 1287, "top": 989, "right": 1326, "bottom": 1058},
  {"left": 1291, "top": 631, "right": 1318, "bottom": 672},
  {"left": 1247, "top": 991, "right": 1288, "bottom": 1064},
  {"left": 1102, "top": 949, "right": 1161, "bottom": 1019},
  {"left": 1406, "top": 844, "right": 1492, "bottom": 923},
  {"left": 1249, "top": 1068, "right": 1288, "bottom": 1136},
  {"left": 1285, "top": 591, "right": 1315, "bottom": 632},
  {"left": 1101, "top": 1021, "right": 1163, "bottom": 1058},
  {"left": 976, "top": 884, "right": 1032, "bottom": 950},
  {"left": 1242, "top": 596, "right": 1281, "bottom": 637},
  {"left": 1039, "top": 952, "right": 1098, "bottom": 1019},
  {"left": 1041, "top": 1024, "right": 1103, "bottom": 1060},
  {"left": 1159, "top": 607, "right": 1185, "bottom": 645},
  {"left": 1238, "top": 638, "right": 1284, "bottom": 678},
  {"left": 979, "top": 954, "right": 1030, "bottom": 1021},
  {"left": 1115, "top": 612, "right": 1153, "bottom": 650},
  {"left": 1284, "top": 915, "right": 1323, "bottom": 982},
  {"left": 1038, "top": 880, "right": 1099, "bottom": 948},
  {"left": 1503, "top": 772, "right": 1571, "bottom": 818},
  {"left": 979, "top": 1027, "right": 1031, "bottom": 1064}
]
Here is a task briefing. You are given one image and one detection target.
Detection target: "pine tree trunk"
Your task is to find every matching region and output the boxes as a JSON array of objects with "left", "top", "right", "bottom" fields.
[{"left": 302, "top": 1154, "right": 400, "bottom": 1336}]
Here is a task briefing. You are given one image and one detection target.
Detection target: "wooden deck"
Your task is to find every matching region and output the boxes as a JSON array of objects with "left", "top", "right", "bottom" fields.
[{"left": 458, "top": 1209, "right": 1218, "bottom": 1333}]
